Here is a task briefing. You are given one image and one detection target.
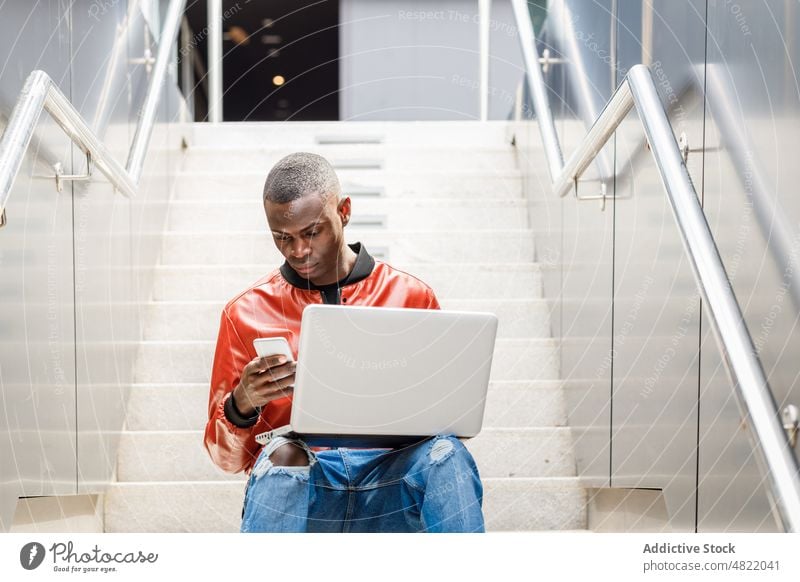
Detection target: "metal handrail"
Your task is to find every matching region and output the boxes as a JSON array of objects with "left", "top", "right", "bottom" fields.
[
  {"left": 511, "top": 0, "right": 563, "bottom": 182},
  {"left": 511, "top": 0, "right": 800, "bottom": 532},
  {"left": 128, "top": 0, "right": 186, "bottom": 184},
  {"left": 0, "top": 0, "right": 186, "bottom": 220},
  {"left": 0, "top": 72, "right": 136, "bottom": 204}
]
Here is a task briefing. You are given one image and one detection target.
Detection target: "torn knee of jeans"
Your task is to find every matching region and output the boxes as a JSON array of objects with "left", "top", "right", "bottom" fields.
[
  {"left": 252, "top": 457, "right": 312, "bottom": 480},
  {"left": 428, "top": 437, "right": 456, "bottom": 465},
  {"left": 254, "top": 438, "right": 316, "bottom": 479},
  {"left": 252, "top": 444, "right": 316, "bottom": 479}
]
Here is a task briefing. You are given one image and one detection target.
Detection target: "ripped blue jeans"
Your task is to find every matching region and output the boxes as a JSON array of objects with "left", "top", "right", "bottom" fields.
[{"left": 240, "top": 434, "right": 485, "bottom": 533}]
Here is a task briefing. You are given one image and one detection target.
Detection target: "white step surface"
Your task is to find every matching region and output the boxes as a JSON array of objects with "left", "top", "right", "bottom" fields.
[
  {"left": 150, "top": 263, "right": 545, "bottom": 301},
  {"left": 114, "top": 428, "right": 575, "bottom": 482},
  {"left": 173, "top": 171, "right": 525, "bottom": 200},
  {"left": 166, "top": 199, "right": 530, "bottom": 232},
  {"left": 481, "top": 478, "right": 587, "bottom": 531},
  {"left": 132, "top": 339, "right": 560, "bottom": 384},
  {"left": 159, "top": 230, "right": 536, "bottom": 265},
  {"left": 181, "top": 146, "right": 519, "bottom": 173},
  {"left": 124, "top": 380, "right": 566, "bottom": 432},
  {"left": 104, "top": 477, "right": 586, "bottom": 532},
  {"left": 188, "top": 120, "right": 517, "bottom": 148},
  {"left": 141, "top": 298, "right": 552, "bottom": 341}
]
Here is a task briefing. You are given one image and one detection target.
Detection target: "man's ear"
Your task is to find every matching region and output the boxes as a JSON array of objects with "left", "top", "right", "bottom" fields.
[{"left": 338, "top": 196, "right": 351, "bottom": 225}]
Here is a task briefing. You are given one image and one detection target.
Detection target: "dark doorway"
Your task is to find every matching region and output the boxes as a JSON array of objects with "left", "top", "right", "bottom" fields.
[{"left": 184, "top": 0, "right": 339, "bottom": 121}]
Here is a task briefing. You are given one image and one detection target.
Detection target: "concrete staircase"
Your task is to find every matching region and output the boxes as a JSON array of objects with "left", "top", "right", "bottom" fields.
[{"left": 104, "top": 121, "right": 588, "bottom": 532}]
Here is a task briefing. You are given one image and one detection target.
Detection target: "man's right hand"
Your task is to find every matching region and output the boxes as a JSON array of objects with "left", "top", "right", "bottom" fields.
[{"left": 231, "top": 355, "right": 297, "bottom": 417}]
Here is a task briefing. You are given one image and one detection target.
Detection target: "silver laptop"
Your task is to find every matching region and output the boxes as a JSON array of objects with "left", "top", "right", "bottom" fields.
[{"left": 255, "top": 304, "right": 498, "bottom": 447}]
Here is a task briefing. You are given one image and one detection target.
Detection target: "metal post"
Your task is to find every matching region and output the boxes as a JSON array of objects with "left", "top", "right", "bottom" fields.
[
  {"left": 208, "top": 0, "right": 223, "bottom": 123},
  {"left": 180, "top": 17, "right": 195, "bottom": 121},
  {"left": 478, "top": 0, "right": 491, "bottom": 121}
]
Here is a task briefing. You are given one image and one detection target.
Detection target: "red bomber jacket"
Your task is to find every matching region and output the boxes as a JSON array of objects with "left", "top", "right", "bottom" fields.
[{"left": 203, "top": 242, "right": 441, "bottom": 474}]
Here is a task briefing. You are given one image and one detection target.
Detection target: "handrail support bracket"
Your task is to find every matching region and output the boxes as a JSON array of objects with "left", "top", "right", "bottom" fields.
[
  {"left": 574, "top": 180, "right": 612, "bottom": 211},
  {"left": 53, "top": 151, "right": 94, "bottom": 193},
  {"left": 784, "top": 405, "right": 799, "bottom": 449}
]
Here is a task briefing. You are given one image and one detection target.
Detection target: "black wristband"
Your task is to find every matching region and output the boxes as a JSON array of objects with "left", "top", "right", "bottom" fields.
[{"left": 224, "top": 392, "right": 260, "bottom": 428}]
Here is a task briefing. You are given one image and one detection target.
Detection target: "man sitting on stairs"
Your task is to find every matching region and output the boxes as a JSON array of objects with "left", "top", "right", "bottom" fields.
[{"left": 203, "top": 152, "right": 485, "bottom": 532}]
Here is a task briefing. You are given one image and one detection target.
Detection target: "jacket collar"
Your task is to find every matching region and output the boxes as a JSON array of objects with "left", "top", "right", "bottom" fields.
[{"left": 280, "top": 242, "right": 375, "bottom": 291}]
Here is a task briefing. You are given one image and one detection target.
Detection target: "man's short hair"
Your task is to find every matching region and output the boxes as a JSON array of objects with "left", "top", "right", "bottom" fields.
[{"left": 263, "top": 152, "right": 341, "bottom": 204}]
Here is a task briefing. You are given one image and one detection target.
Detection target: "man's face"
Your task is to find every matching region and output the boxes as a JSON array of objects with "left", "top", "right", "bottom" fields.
[{"left": 264, "top": 192, "right": 351, "bottom": 285}]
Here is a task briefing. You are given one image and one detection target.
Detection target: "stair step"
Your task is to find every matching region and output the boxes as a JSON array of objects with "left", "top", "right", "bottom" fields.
[
  {"left": 159, "top": 230, "right": 536, "bottom": 265},
  {"left": 151, "top": 263, "right": 545, "bottom": 301},
  {"left": 141, "top": 298, "right": 551, "bottom": 341},
  {"left": 132, "top": 338, "right": 559, "bottom": 384},
  {"left": 125, "top": 380, "right": 567, "bottom": 432},
  {"left": 104, "top": 477, "right": 585, "bottom": 532},
  {"left": 181, "top": 146, "right": 519, "bottom": 173},
  {"left": 315, "top": 134, "right": 385, "bottom": 144},
  {"left": 188, "top": 120, "right": 517, "bottom": 148},
  {"left": 115, "top": 428, "right": 574, "bottom": 483},
  {"left": 173, "top": 171, "right": 524, "bottom": 200},
  {"left": 482, "top": 478, "right": 587, "bottom": 531},
  {"left": 165, "top": 199, "right": 530, "bottom": 232}
]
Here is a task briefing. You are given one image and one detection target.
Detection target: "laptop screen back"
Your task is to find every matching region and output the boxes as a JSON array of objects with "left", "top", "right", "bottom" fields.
[{"left": 290, "top": 304, "right": 498, "bottom": 438}]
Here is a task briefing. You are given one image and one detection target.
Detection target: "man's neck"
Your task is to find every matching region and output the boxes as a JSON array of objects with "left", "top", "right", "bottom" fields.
[{"left": 310, "top": 244, "right": 358, "bottom": 286}]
